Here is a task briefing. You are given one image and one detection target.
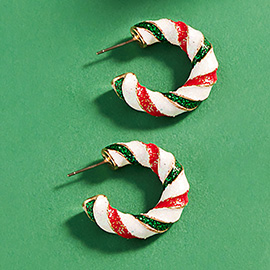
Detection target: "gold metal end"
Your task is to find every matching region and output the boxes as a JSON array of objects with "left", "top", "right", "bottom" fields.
[
  {"left": 111, "top": 73, "right": 129, "bottom": 98},
  {"left": 101, "top": 149, "right": 118, "bottom": 170},
  {"left": 82, "top": 196, "right": 96, "bottom": 208},
  {"left": 82, "top": 195, "right": 98, "bottom": 209},
  {"left": 130, "top": 26, "right": 147, "bottom": 48},
  {"left": 111, "top": 73, "right": 128, "bottom": 87}
]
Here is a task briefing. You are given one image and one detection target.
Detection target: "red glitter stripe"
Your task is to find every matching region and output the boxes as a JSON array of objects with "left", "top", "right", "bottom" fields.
[
  {"left": 183, "top": 69, "right": 218, "bottom": 87},
  {"left": 146, "top": 143, "right": 159, "bottom": 175},
  {"left": 107, "top": 205, "right": 136, "bottom": 239},
  {"left": 154, "top": 191, "right": 189, "bottom": 209},
  {"left": 136, "top": 83, "right": 165, "bottom": 117},
  {"left": 174, "top": 21, "right": 188, "bottom": 53}
]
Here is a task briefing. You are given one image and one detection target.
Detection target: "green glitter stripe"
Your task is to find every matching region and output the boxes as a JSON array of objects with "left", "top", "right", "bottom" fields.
[
  {"left": 163, "top": 93, "right": 201, "bottom": 110},
  {"left": 134, "top": 215, "right": 172, "bottom": 232},
  {"left": 192, "top": 37, "right": 212, "bottom": 67},
  {"left": 134, "top": 22, "right": 167, "bottom": 42},
  {"left": 114, "top": 77, "right": 124, "bottom": 99},
  {"left": 163, "top": 160, "right": 183, "bottom": 189},
  {"left": 85, "top": 200, "right": 96, "bottom": 222},
  {"left": 105, "top": 144, "right": 139, "bottom": 165}
]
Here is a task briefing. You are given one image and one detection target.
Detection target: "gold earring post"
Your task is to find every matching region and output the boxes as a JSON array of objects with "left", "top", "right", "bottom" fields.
[
  {"left": 67, "top": 160, "right": 108, "bottom": 177},
  {"left": 96, "top": 37, "right": 136, "bottom": 55}
]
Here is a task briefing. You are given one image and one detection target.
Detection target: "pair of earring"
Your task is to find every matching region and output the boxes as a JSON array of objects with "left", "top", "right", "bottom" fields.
[{"left": 68, "top": 19, "right": 218, "bottom": 239}]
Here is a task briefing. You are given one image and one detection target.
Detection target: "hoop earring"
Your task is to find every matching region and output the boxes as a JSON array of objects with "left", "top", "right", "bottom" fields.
[
  {"left": 68, "top": 141, "right": 189, "bottom": 239},
  {"left": 97, "top": 19, "right": 218, "bottom": 117}
]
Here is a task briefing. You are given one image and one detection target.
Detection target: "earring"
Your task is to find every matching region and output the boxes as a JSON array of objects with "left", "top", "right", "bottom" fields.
[
  {"left": 97, "top": 19, "right": 218, "bottom": 117},
  {"left": 68, "top": 141, "right": 189, "bottom": 239}
]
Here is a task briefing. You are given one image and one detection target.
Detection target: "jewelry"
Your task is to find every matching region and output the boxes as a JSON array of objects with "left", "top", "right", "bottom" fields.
[
  {"left": 68, "top": 141, "right": 189, "bottom": 239},
  {"left": 97, "top": 19, "right": 218, "bottom": 117}
]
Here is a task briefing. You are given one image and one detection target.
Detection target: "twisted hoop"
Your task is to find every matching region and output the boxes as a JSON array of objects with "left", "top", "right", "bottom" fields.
[
  {"left": 83, "top": 141, "right": 189, "bottom": 239},
  {"left": 112, "top": 19, "right": 218, "bottom": 117}
]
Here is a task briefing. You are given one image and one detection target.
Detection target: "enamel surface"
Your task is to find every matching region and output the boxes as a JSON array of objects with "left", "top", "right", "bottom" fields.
[
  {"left": 83, "top": 141, "right": 190, "bottom": 239},
  {"left": 112, "top": 19, "right": 218, "bottom": 117}
]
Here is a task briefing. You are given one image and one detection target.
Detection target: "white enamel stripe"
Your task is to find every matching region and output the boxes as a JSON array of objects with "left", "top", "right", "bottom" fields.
[
  {"left": 118, "top": 212, "right": 157, "bottom": 239},
  {"left": 160, "top": 171, "right": 189, "bottom": 201},
  {"left": 122, "top": 141, "right": 150, "bottom": 167},
  {"left": 186, "top": 26, "right": 204, "bottom": 61},
  {"left": 146, "top": 89, "right": 186, "bottom": 116},
  {"left": 189, "top": 48, "right": 218, "bottom": 79},
  {"left": 136, "top": 27, "right": 159, "bottom": 45},
  {"left": 93, "top": 195, "right": 115, "bottom": 234},
  {"left": 83, "top": 141, "right": 189, "bottom": 239},
  {"left": 145, "top": 208, "right": 184, "bottom": 223},
  {"left": 150, "top": 19, "right": 179, "bottom": 46},
  {"left": 106, "top": 149, "right": 130, "bottom": 168},
  {"left": 176, "top": 85, "right": 213, "bottom": 101},
  {"left": 122, "top": 73, "right": 143, "bottom": 111},
  {"left": 157, "top": 148, "right": 175, "bottom": 183}
]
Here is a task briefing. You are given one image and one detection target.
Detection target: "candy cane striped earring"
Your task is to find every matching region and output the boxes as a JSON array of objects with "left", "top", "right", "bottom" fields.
[
  {"left": 97, "top": 19, "right": 219, "bottom": 117},
  {"left": 68, "top": 141, "right": 189, "bottom": 239}
]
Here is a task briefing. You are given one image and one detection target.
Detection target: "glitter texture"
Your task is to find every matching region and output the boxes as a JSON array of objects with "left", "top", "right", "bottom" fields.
[
  {"left": 183, "top": 69, "right": 218, "bottom": 87},
  {"left": 105, "top": 144, "right": 139, "bottom": 165},
  {"left": 85, "top": 200, "right": 96, "bottom": 222},
  {"left": 154, "top": 191, "right": 189, "bottom": 209},
  {"left": 163, "top": 160, "right": 183, "bottom": 189},
  {"left": 192, "top": 38, "right": 212, "bottom": 67},
  {"left": 136, "top": 83, "right": 164, "bottom": 116},
  {"left": 108, "top": 205, "right": 135, "bottom": 239},
  {"left": 134, "top": 215, "right": 172, "bottom": 231},
  {"left": 163, "top": 92, "right": 201, "bottom": 110},
  {"left": 113, "top": 77, "right": 124, "bottom": 99},
  {"left": 146, "top": 143, "right": 159, "bottom": 175},
  {"left": 174, "top": 21, "right": 188, "bottom": 53},
  {"left": 134, "top": 22, "right": 167, "bottom": 42}
]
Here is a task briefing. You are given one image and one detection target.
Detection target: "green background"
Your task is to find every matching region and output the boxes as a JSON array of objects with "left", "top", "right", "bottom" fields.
[{"left": 1, "top": 0, "right": 269, "bottom": 269}]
